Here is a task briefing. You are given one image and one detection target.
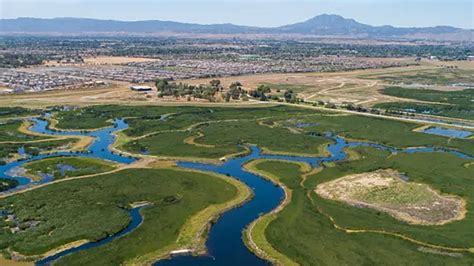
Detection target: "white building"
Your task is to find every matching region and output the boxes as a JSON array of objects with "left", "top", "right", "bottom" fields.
[{"left": 130, "top": 85, "right": 153, "bottom": 92}]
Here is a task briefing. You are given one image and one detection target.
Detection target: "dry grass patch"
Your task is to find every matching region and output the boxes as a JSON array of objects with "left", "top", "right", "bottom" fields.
[{"left": 316, "top": 169, "right": 465, "bottom": 225}]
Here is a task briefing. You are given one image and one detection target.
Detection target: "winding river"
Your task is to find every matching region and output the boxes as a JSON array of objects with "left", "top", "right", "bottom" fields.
[
  {"left": 0, "top": 118, "right": 135, "bottom": 194},
  {"left": 156, "top": 134, "right": 473, "bottom": 266},
  {"left": 1, "top": 118, "right": 472, "bottom": 265}
]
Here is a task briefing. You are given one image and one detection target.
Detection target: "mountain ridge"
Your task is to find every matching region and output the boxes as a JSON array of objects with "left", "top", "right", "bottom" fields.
[{"left": 1, "top": 14, "right": 472, "bottom": 41}]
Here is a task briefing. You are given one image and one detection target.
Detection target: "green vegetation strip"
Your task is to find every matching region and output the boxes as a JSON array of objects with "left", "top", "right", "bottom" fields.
[
  {"left": 243, "top": 159, "right": 307, "bottom": 266},
  {"left": 23, "top": 157, "right": 118, "bottom": 181},
  {"left": 0, "top": 107, "right": 37, "bottom": 120}
]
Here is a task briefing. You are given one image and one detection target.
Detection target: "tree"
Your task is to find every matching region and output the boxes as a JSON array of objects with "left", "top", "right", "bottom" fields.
[
  {"left": 256, "top": 84, "right": 271, "bottom": 93},
  {"left": 155, "top": 79, "right": 169, "bottom": 91},
  {"left": 210, "top": 79, "right": 221, "bottom": 89},
  {"left": 228, "top": 82, "right": 243, "bottom": 100},
  {"left": 284, "top": 90, "right": 297, "bottom": 103}
]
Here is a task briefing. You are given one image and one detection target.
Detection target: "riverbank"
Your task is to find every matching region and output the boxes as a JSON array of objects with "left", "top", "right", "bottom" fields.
[
  {"left": 242, "top": 159, "right": 309, "bottom": 266},
  {"left": 126, "top": 168, "right": 252, "bottom": 265}
]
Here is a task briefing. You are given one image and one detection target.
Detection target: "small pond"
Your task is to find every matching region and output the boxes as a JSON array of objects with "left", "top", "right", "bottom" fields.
[{"left": 423, "top": 127, "right": 472, "bottom": 139}]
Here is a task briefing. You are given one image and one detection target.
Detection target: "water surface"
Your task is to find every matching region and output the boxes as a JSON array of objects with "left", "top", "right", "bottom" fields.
[{"left": 423, "top": 127, "right": 472, "bottom": 139}]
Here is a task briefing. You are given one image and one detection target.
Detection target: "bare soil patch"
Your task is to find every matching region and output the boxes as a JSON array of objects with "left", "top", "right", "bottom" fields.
[{"left": 316, "top": 169, "right": 465, "bottom": 225}]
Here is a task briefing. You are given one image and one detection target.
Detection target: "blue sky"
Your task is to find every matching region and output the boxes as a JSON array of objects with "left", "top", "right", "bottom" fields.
[{"left": 1, "top": 0, "right": 473, "bottom": 29}]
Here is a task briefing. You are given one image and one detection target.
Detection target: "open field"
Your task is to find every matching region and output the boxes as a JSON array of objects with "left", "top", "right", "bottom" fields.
[
  {"left": 182, "top": 63, "right": 432, "bottom": 106},
  {"left": 316, "top": 169, "right": 465, "bottom": 225},
  {"left": 52, "top": 104, "right": 313, "bottom": 132},
  {"left": 243, "top": 159, "right": 307, "bottom": 266}
]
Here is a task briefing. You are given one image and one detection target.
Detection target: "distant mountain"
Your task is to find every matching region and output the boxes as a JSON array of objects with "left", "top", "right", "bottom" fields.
[
  {"left": 278, "top": 14, "right": 373, "bottom": 35},
  {"left": 1, "top": 15, "right": 472, "bottom": 41},
  {"left": 278, "top": 14, "right": 469, "bottom": 38},
  {"left": 0, "top": 17, "right": 260, "bottom": 34}
]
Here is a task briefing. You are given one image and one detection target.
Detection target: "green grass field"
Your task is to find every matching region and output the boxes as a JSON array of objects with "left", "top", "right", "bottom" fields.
[
  {"left": 122, "top": 120, "right": 332, "bottom": 160},
  {"left": 53, "top": 105, "right": 314, "bottom": 132},
  {"left": 24, "top": 157, "right": 118, "bottom": 180},
  {"left": 0, "top": 168, "right": 239, "bottom": 264},
  {"left": 374, "top": 87, "right": 473, "bottom": 120},
  {"left": 198, "top": 120, "right": 331, "bottom": 155},
  {"left": 381, "top": 87, "right": 474, "bottom": 106},
  {"left": 122, "top": 130, "right": 241, "bottom": 159}
]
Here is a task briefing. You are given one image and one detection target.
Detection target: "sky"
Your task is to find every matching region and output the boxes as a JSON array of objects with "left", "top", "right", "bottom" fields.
[{"left": 1, "top": 0, "right": 473, "bottom": 29}]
